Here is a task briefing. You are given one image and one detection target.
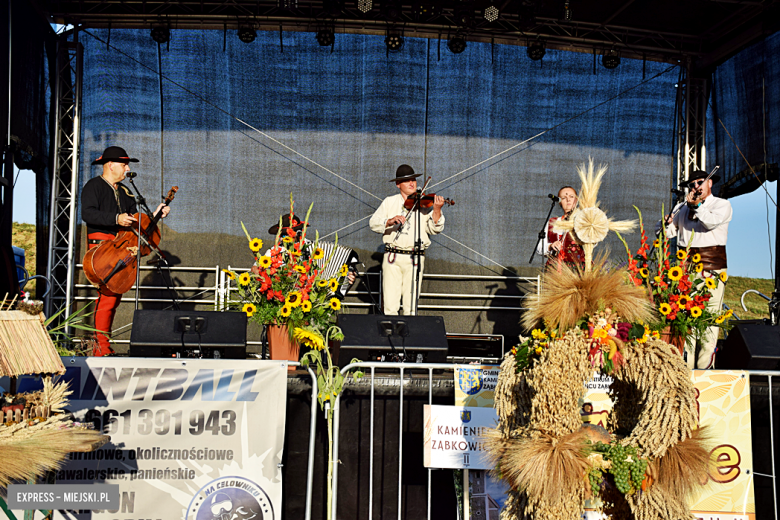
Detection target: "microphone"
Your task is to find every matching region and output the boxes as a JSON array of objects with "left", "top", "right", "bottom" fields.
[
  {"left": 126, "top": 171, "right": 138, "bottom": 179},
  {"left": 548, "top": 193, "right": 560, "bottom": 202}
]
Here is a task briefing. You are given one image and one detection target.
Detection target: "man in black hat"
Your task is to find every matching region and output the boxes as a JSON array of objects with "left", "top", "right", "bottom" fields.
[
  {"left": 662, "top": 169, "right": 732, "bottom": 369},
  {"left": 82, "top": 146, "right": 171, "bottom": 356},
  {"left": 369, "top": 165, "right": 445, "bottom": 315}
]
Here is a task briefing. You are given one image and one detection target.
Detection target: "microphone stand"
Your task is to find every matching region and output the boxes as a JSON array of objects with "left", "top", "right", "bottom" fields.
[
  {"left": 412, "top": 192, "right": 423, "bottom": 317},
  {"left": 529, "top": 197, "right": 559, "bottom": 263}
]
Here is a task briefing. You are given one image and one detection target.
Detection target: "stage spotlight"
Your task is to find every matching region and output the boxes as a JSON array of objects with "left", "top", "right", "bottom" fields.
[
  {"left": 358, "top": 0, "right": 374, "bottom": 13},
  {"left": 382, "top": 0, "right": 403, "bottom": 20},
  {"left": 316, "top": 28, "right": 335, "bottom": 46},
  {"left": 454, "top": 3, "right": 475, "bottom": 27},
  {"left": 562, "top": 0, "right": 572, "bottom": 21},
  {"left": 237, "top": 26, "right": 256, "bottom": 43},
  {"left": 527, "top": 41, "right": 545, "bottom": 60},
  {"left": 385, "top": 30, "right": 404, "bottom": 51},
  {"left": 602, "top": 49, "right": 620, "bottom": 69},
  {"left": 484, "top": 5, "right": 499, "bottom": 22},
  {"left": 411, "top": 2, "right": 440, "bottom": 20},
  {"left": 447, "top": 35, "right": 467, "bottom": 54},
  {"left": 150, "top": 27, "right": 170, "bottom": 44}
]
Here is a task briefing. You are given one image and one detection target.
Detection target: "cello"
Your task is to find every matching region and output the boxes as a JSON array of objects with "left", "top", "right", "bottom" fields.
[{"left": 83, "top": 186, "right": 178, "bottom": 295}]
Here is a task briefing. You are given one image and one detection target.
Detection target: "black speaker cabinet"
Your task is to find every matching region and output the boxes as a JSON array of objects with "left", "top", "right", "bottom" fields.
[
  {"left": 717, "top": 320, "right": 780, "bottom": 370},
  {"left": 129, "top": 310, "right": 247, "bottom": 359},
  {"left": 338, "top": 314, "right": 448, "bottom": 366},
  {"left": 446, "top": 333, "right": 504, "bottom": 360}
]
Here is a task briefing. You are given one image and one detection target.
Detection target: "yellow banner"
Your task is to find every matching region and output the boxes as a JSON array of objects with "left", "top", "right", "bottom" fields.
[{"left": 581, "top": 370, "right": 755, "bottom": 519}]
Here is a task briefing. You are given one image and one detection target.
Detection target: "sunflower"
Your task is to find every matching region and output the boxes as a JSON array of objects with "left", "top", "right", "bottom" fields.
[
  {"left": 286, "top": 291, "right": 302, "bottom": 307},
  {"left": 715, "top": 315, "right": 726, "bottom": 324},
  {"left": 659, "top": 302, "right": 672, "bottom": 315},
  {"left": 726, "top": 308, "right": 734, "bottom": 318},
  {"left": 706, "top": 277, "right": 718, "bottom": 290},
  {"left": 690, "top": 307, "right": 702, "bottom": 318},
  {"left": 653, "top": 239, "right": 660, "bottom": 248},
  {"left": 312, "top": 247, "right": 324, "bottom": 260},
  {"left": 692, "top": 253, "right": 702, "bottom": 263},
  {"left": 293, "top": 265, "right": 307, "bottom": 274},
  {"left": 676, "top": 250, "right": 688, "bottom": 261},
  {"left": 301, "top": 300, "right": 312, "bottom": 312},
  {"left": 668, "top": 266, "right": 683, "bottom": 281},
  {"left": 282, "top": 236, "right": 294, "bottom": 244},
  {"left": 329, "top": 298, "right": 341, "bottom": 311},
  {"left": 719, "top": 271, "right": 728, "bottom": 283},
  {"left": 695, "top": 263, "right": 704, "bottom": 273},
  {"left": 238, "top": 272, "right": 251, "bottom": 286},
  {"left": 339, "top": 264, "right": 349, "bottom": 277},
  {"left": 678, "top": 294, "right": 691, "bottom": 305},
  {"left": 258, "top": 256, "right": 272, "bottom": 268},
  {"left": 639, "top": 267, "right": 649, "bottom": 278},
  {"left": 534, "top": 346, "right": 543, "bottom": 355},
  {"left": 317, "top": 279, "right": 329, "bottom": 288},
  {"left": 328, "top": 278, "right": 339, "bottom": 292},
  {"left": 242, "top": 303, "right": 256, "bottom": 317},
  {"left": 293, "top": 327, "right": 325, "bottom": 350},
  {"left": 249, "top": 238, "right": 263, "bottom": 252},
  {"left": 222, "top": 269, "right": 236, "bottom": 280},
  {"left": 280, "top": 305, "right": 292, "bottom": 317}
]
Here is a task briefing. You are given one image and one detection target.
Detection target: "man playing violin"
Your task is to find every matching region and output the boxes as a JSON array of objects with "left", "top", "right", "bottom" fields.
[
  {"left": 82, "top": 146, "right": 171, "bottom": 356},
  {"left": 661, "top": 169, "right": 732, "bottom": 369},
  {"left": 369, "top": 165, "right": 445, "bottom": 315}
]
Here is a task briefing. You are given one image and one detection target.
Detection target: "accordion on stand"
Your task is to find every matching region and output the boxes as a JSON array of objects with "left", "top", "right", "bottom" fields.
[{"left": 315, "top": 241, "right": 359, "bottom": 298}]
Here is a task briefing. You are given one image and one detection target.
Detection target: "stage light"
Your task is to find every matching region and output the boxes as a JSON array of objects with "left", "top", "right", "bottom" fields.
[
  {"left": 382, "top": 0, "right": 403, "bottom": 20},
  {"left": 385, "top": 30, "right": 404, "bottom": 51},
  {"left": 447, "top": 35, "right": 467, "bottom": 54},
  {"left": 484, "top": 5, "right": 499, "bottom": 22},
  {"left": 316, "top": 28, "right": 335, "bottom": 46},
  {"left": 454, "top": 3, "right": 475, "bottom": 27},
  {"left": 358, "top": 0, "right": 374, "bottom": 13},
  {"left": 150, "top": 27, "right": 170, "bottom": 44},
  {"left": 411, "top": 2, "right": 440, "bottom": 20},
  {"left": 238, "top": 27, "right": 256, "bottom": 43},
  {"left": 602, "top": 49, "right": 620, "bottom": 69},
  {"left": 562, "top": 0, "right": 572, "bottom": 21},
  {"left": 527, "top": 41, "right": 545, "bottom": 60}
]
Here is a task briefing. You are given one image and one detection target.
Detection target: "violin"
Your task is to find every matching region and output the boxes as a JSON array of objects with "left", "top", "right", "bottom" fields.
[
  {"left": 403, "top": 192, "right": 455, "bottom": 210},
  {"left": 83, "top": 186, "right": 178, "bottom": 295}
]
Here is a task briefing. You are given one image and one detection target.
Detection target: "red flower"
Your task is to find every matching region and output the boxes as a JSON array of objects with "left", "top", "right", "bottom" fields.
[{"left": 667, "top": 311, "right": 677, "bottom": 321}]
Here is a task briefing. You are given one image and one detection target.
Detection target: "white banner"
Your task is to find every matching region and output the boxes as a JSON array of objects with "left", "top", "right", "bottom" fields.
[
  {"left": 423, "top": 404, "right": 498, "bottom": 470},
  {"left": 6, "top": 357, "right": 288, "bottom": 520}
]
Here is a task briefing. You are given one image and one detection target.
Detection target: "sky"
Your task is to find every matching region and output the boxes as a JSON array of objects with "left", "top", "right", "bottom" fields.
[{"left": 11, "top": 168, "right": 778, "bottom": 280}]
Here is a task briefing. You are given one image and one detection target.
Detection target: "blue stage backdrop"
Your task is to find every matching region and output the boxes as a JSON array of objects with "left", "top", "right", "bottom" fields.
[{"left": 73, "top": 28, "right": 678, "bottom": 277}]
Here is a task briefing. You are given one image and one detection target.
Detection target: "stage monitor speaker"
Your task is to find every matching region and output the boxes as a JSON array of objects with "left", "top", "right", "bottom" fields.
[
  {"left": 716, "top": 320, "right": 780, "bottom": 370},
  {"left": 338, "top": 314, "right": 448, "bottom": 366},
  {"left": 129, "top": 310, "right": 247, "bottom": 359}
]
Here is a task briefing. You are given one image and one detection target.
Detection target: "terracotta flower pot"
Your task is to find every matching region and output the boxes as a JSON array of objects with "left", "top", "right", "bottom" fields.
[
  {"left": 267, "top": 324, "right": 299, "bottom": 370},
  {"left": 659, "top": 326, "right": 687, "bottom": 356}
]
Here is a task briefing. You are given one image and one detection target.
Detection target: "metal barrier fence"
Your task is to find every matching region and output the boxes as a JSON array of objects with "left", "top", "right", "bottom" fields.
[{"left": 328, "top": 363, "right": 780, "bottom": 520}]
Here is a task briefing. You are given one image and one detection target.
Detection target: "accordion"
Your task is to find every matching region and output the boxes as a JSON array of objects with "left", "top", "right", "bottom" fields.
[{"left": 315, "top": 241, "right": 359, "bottom": 297}]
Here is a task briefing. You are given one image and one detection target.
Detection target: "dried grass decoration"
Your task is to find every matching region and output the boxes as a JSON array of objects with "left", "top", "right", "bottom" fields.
[
  {"left": 0, "top": 377, "right": 107, "bottom": 487},
  {"left": 487, "top": 159, "right": 712, "bottom": 520}
]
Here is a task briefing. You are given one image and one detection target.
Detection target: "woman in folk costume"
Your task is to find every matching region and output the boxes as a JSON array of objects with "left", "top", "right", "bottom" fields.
[{"left": 537, "top": 186, "right": 586, "bottom": 269}]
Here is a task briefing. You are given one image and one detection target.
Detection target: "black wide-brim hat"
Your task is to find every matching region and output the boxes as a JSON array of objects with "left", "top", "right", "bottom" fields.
[
  {"left": 91, "top": 146, "right": 139, "bottom": 165},
  {"left": 390, "top": 164, "right": 422, "bottom": 183},
  {"left": 268, "top": 214, "right": 307, "bottom": 235},
  {"left": 681, "top": 169, "right": 720, "bottom": 187}
]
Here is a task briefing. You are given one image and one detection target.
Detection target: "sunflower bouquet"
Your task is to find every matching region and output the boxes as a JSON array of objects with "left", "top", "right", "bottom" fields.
[
  {"left": 224, "top": 199, "right": 350, "bottom": 350},
  {"left": 618, "top": 207, "right": 732, "bottom": 349}
]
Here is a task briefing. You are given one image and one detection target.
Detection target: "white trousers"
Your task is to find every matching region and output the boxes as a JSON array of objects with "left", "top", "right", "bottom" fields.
[
  {"left": 381, "top": 252, "right": 424, "bottom": 316},
  {"left": 688, "top": 268, "right": 726, "bottom": 369}
]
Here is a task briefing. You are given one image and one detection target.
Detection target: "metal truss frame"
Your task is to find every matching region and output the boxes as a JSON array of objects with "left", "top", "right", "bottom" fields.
[
  {"left": 674, "top": 62, "right": 708, "bottom": 190},
  {"left": 45, "top": 37, "right": 83, "bottom": 325}
]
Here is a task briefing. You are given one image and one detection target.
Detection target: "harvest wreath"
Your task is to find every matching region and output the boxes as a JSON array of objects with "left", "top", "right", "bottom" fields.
[{"left": 485, "top": 160, "right": 711, "bottom": 520}]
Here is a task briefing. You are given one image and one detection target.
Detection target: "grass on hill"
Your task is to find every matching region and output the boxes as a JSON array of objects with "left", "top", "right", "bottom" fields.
[{"left": 11, "top": 222, "right": 36, "bottom": 296}]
